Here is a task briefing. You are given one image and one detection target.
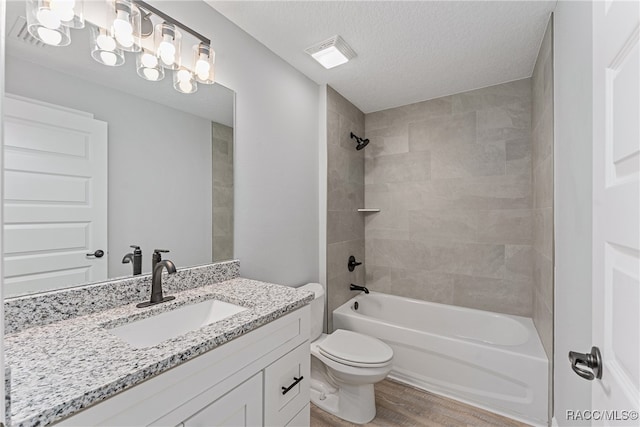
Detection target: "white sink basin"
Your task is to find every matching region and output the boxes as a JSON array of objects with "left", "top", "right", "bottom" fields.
[{"left": 109, "top": 299, "right": 247, "bottom": 349}]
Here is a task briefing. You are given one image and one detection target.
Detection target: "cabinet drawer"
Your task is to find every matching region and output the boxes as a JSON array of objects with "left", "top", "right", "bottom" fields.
[
  {"left": 264, "top": 342, "right": 310, "bottom": 426},
  {"left": 179, "top": 372, "right": 263, "bottom": 427}
]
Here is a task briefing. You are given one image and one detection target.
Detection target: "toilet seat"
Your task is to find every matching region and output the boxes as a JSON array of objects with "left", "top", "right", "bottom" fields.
[{"left": 317, "top": 329, "right": 393, "bottom": 368}]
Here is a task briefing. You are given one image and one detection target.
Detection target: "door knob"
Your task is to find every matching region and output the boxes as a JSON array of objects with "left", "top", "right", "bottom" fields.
[
  {"left": 569, "top": 346, "right": 602, "bottom": 380},
  {"left": 86, "top": 250, "right": 105, "bottom": 258}
]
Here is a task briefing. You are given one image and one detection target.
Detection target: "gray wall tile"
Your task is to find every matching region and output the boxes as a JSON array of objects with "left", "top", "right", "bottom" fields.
[
  {"left": 365, "top": 125, "right": 409, "bottom": 158},
  {"left": 364, "top": 78, "right": 535, "bottom": 317},
  {"left": 453, "top": 274, "right": 533, "bottom": 316},
  {"left": 390, "top": 268, "right": 455, "bottom": 304},
  {"left": 212, "top": 121, "right": 234, "bottom": 262},
  {"left": 408, "top": 209, "right": 478, "bottom": 243},
  {"left": 533, "top": 288, "right": 553, "bottom": 360},
  {"left": 369, "top": 151, "right": 431, "bottom": 184},
  {"left": 477, "top": 210, "right": 533, "bottom": 244},
  {"left": 326, "top": 86, "right": 366, "bottom": 332},
  {"left": 505, "top": 245, "right": 534, "bottom": 281},
  {"left": 531, "top": 18, "right": 554, "bottom": 367}
]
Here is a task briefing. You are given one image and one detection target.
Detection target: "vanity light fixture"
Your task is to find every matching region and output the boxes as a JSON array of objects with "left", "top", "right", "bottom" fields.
[
  {"left": 136, "top": 48, "right": 164, "bottom": 81},
  {"left": 24, "top": 0, "right": 217, "bottom": 94},
  {"left": 305, "top": 35, "right": 356, "bottom": 69},
  {"left": 26, "top": 0, "right": 81, "bottom": 46},
  {"left": 111, "top": 0, "right": 141, "bottom": 52},
  {"left": 90, "top": 25, "right": 125, "bottom": 66},
  {"left": 193, "top": 42, "right": 215, "bottom": 84},
  {"left": 174, "top": 67, "right": 198, "bottom": 94}
]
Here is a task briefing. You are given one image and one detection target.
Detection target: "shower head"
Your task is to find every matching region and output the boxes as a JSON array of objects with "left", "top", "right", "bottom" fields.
[
  {"left": 350, "top": 132, "right": 369, "bottom": 151},
  {"left": 356, "top": 138, "right": 369, "bottom": 150}
]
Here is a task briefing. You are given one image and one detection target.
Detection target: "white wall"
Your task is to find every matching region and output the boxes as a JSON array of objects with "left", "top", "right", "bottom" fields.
[
  {"left": 0, "top": 1, "right": 6, "bottom": 422},
  {"left": 318, "top": 84, "right": 327, "bottom": 290},
  {"left": 5, "top": 57, "right": 214, "bottom": 277},
  {"left": 155, "top": 1, "right": 320, "bottom": 286},
  {"left": 553, "top": 1, "right": 593, "bottom": 424}
]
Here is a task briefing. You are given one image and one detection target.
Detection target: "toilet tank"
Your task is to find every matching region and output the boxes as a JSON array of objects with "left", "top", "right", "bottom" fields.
[{"left": 299, "top": 283, "right": 325, "bottom": 341}]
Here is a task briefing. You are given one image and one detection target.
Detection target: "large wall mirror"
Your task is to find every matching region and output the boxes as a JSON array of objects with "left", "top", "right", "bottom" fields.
[{"left": 3, "top": 1, "right": 234, "bottom": 298}]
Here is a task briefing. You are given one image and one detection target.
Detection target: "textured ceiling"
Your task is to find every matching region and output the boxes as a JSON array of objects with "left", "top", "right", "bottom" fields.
[{"left": 208, "top": 0, "right": 556, "bottom": 113}]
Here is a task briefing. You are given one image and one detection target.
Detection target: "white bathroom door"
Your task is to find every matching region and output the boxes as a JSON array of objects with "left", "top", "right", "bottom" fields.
[
  {"left": 591, "top": 0, "right": 640, "bottom": 423},
  {"left": 3, "top": 95, "right": 108, "bottom": 297}
]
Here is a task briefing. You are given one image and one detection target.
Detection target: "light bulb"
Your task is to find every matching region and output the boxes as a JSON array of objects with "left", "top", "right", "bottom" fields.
[
  {"left": 37, "top": 27, "right": 62, "bottom": 45},
  {"left": 37, "top": 8, "right": 61, "bottom": 29},
  {"left": 100, "top": 51, "right": 118, "bottom": 66},
  {"left": 50, "top": 0, "right": 75, "bottom": 22},
  {"left": 143, "top": 68, "right": 160, "bottom": 81},
  {"left": 177, "top": 69, "right": 190, "bottom": 81},
  {"left": 176, "top": 69, "right": 193, "bottom": 92},
  {"left": 159, "top": 40, "right": 176, "bottom": 66},
  {"left": 195, "top": 57, "right": 210, "bottom": 81},
  {"left": 178, "top": 79, "right": 193, "bottom": 93},
  {"left": 114, "top": 11, "right": 132, "bottom": 34},
  {"left": 96, "top": 33, "right": 116, "bottom": 51},
  {"left": 114, "top": 9, "right": 133, "bottom": 46},
  {"left": 141, "top": 53, "right": 158, "bottom": 68},
  {"left": 117, "top": 32, "right": 134, "bottom": 48}
]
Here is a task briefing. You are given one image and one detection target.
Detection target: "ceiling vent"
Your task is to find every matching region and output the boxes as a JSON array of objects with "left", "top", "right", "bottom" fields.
[
  {"left": 9, "top": 16, "right": 46, "bottom": 48},
  {"left": 305, "top": 35, "right": 356, "bottom": 69}
]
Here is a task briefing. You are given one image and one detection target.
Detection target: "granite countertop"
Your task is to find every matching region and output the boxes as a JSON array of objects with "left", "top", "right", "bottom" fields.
[{"left": 4, "top": 278, "right": 314, "bottom": 427}]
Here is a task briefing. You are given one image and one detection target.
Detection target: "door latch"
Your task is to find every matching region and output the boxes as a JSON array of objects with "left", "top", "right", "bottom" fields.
[{"left": 569, "top": 346, "right": 602, "bottom": 380}]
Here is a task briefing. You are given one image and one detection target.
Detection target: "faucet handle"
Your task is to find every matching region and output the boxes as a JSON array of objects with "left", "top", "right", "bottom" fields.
[
  {"left": 152, "top": 249, "right": 170, "bottom": 267},
  {"left": 130, "top": 245, "right": 140, "bottom": 250}
]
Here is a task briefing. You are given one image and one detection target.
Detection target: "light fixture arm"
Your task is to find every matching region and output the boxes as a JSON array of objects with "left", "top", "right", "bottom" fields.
[{"left": 133, "top": 0, "right": 210, "bottom": 45}]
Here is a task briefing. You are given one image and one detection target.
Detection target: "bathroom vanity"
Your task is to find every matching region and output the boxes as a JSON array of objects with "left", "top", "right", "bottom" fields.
[
  {"left": 4, "top": 262, "right": 313, "bottom": 427},
  {"left": 58, "top": 303, "right": 311, "bottom": 427}
]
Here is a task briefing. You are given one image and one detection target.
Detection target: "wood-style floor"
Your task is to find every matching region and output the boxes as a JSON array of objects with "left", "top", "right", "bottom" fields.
[{"left": 310, "top": 379, "right": 531, "bottom": 427}]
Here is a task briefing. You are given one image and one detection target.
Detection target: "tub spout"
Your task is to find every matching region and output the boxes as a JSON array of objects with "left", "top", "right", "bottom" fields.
[{"left": 350, "top": 283, "right": 369, "bottom": 294}]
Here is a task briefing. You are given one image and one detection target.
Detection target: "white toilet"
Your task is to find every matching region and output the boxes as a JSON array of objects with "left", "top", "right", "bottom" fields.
[{"left": 300, "top": 283, "right": 393, "bottom": 424}]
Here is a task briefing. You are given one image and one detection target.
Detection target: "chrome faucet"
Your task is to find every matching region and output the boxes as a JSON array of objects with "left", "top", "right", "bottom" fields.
[
  {"left": 137, "top": 251, "right": 177, "bottom": 308},
  {"left": 122, "top": 245, "right": 142, "bottom": 275},
  {"left": 350, "top": 283, "right": 369, "bottom": 294}
]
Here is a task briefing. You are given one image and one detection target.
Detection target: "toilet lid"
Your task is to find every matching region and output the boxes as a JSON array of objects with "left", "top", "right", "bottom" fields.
[{"left": 318, "top": 329, "right": 393, "bottom": 367}]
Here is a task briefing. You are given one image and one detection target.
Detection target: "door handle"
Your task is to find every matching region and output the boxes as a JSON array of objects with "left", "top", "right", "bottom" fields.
[
  {"left": 86, "top": 250, "right": 105, "bottom": 258},
  {"left": 569, "top": 346, "right": 602, "bottom": 380}
]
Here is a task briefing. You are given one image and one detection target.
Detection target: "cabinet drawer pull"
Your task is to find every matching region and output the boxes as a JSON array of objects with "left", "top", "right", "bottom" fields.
[{"left": 281, "top": 376, "right": 304, "bottom": 395}]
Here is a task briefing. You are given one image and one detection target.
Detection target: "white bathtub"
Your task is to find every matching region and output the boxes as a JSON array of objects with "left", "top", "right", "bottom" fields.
[{"left": 333, "top": 292, "right": 548, "bottom": 425}]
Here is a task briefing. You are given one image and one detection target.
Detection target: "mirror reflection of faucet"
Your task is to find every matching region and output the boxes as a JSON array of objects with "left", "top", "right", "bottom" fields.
[
  {"left": 136, "top": 249, "right": 177, "bottom": 308},
  {"left": 122, "top": 245, "right": 142, "bottom": 275}
]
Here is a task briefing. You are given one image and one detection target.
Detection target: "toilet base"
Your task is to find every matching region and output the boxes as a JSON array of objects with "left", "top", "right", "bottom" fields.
[{"left": 310, "top": 377, "right": 376, "bottom": 424}]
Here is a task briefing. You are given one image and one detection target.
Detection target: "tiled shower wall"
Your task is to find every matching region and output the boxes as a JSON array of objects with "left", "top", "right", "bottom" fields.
[
  {"left": 364, "top": 79, "right": 534, "bottom": 316},
  {"left": 532, "top": 19, "right": 554, "bottom": 360},
  {"left": 212, "top": 122, "right": 234, "bottom": 262},
  {"left": 326, "top": 86, "right": 366, "bottom": 331}
]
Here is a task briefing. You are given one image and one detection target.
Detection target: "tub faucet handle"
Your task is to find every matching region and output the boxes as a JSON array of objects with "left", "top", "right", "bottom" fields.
[{"left": 348, "top": 255, "right": 363, "bottom": 272}]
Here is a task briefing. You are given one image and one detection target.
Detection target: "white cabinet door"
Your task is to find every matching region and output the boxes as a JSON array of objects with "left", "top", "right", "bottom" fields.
[
  {"left": 591, "top": 0, "right": 640, "bottom": 423},
  {"left": 264, "top": 342, "right": 310, "bottom": 427},
  {"left": 3, "top": 95, "right": 108, "bottom": 296},
  {"left": 285, "top": 404, "right": 310, "bottom": 427},
  {"left": 180, "top": 373, "right": 263, "bottom": 427}
]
